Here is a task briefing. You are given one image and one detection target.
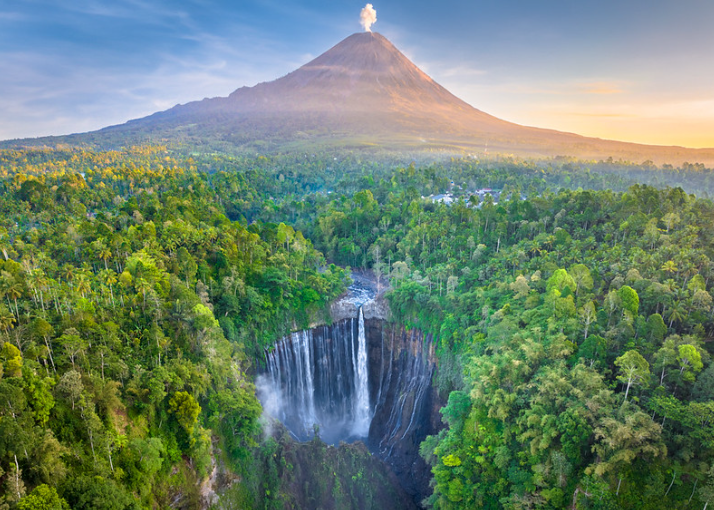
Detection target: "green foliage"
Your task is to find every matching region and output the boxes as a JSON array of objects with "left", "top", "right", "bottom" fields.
[
  {"left": 169, "top": 391, "right": 201, "bottom": 436},
  {"left": 547, "top": 268, "right": 576, "bottom": 295},
  {"left": 618, "top": 285, "right": 639, "bottom": 316},
  {"left": 118, "top": 438, "right": 165, "bottom": 495},
  {"left": 61, "top": 475, "right": 137, "bottom": 510},
  {"left": 614, "top": 350, "right": 650, "bottom": 401},
  {"left": 646, "top": 313, "right": 667, "bottom": 343},
  {"left": 0, "top": 147, "right": 348, "bottom": 507},
  {"left": 17, "top": 484, "right": 70, "bottom": 510},
  {"left": 677, "top": 344, "right": 703, "bottom": 382},
  {"left": 693, "top": 364, "right": 714, "bottom": 402},
  {"left": 1, "top": 342, "right": 22, "bottom": 377}
]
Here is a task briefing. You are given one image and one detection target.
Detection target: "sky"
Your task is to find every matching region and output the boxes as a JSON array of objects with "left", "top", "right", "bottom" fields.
[{"left": 2, "top": 0, "right": 714, "bottom": 148}]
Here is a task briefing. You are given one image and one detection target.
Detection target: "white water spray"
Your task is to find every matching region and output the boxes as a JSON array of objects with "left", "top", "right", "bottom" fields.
[
  {"left": 299, "top": 330, "right": 316, "bottom": 429},
  {"left": 353, "top": 307, "right": 371, "bottom": 436}
]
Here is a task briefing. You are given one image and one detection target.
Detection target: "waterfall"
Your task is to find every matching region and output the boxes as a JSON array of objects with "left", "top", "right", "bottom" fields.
[
  {"left": 259, "top": 291, "right": 440, "bottom": 507},
  {"left": 353, "top": 307, "right": 370, "bottom": 436},
  {"left": 263, "top": 312, "right": 370, "bottom": 444},
  {"left": 260, "top": 296, "right": 437, "bottom": 484},
  {"left": 299, "top": 330, "right": 316, "bottom": 429}
]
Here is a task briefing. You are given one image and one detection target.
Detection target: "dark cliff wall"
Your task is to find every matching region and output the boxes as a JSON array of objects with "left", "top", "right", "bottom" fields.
[{"left": 365, "top": 319, "right": 444, "bottom": 507}]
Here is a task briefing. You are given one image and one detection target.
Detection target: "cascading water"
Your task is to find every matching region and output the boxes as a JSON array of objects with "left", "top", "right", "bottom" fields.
[
  {"left": 263, "top": 314, "right": 370, "bottom": 444},
  {"left": 353, "top": 307, "right": 370, "bottom": 436}
]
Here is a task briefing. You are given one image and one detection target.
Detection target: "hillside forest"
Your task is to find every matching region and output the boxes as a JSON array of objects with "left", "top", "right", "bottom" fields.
[{"left": 1, "top": 146, "right": 714, "bottom": 509}]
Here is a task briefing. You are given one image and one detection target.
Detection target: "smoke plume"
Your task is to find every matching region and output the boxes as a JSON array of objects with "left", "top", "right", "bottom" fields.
[{"left": 360, "top": 4, "right": 377, "bottom": 32}]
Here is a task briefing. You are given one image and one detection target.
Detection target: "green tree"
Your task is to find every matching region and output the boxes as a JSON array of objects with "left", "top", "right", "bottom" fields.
[
  {"left": 693, "top": 364, "right": 714, "bottom": 402},
  {"left": 590, "top": 403, "right": 666, "bottom": 496},
  {"left": 56, "top": 370, "right": 83, "bottom": 410},
  {"left": 618, "top": 285, "right": 639, "bottom": 316},
  {"left": 546, "top": 268, "right": 576, "bottom": 294},
  {"left": 570, "top": 263, "right": 593, "bottom": 297},
  {"left": 699, "top": 465, "right": 714, "bottom": 510},
  {"left": 169, "top": 391, "right": 201, "bottom": 436},
  {"left": 57, "top": 328, "right": 87, "bottom": 370},
  {"left": 17, "top": 484, "right": 70, "bottom": 510},
  {"left": 509, "top": 275, "right": 530, "bottom": 299},
  {"left": 614, "top": 350, "right": 650, "bottom": 402},
  {"left": 0, "top": 342, "right": 22, "bottom": 377},
  {"left": 646, "top": 313, "right": 667, "bottom": 343},
  {"left": 578, "top": 301, "right": 597, "bottom": 339},
  {"left": 118, "top": 437, "right": 165, "bottom": 496},
  {"left": 61, "top": 475, "right": 136, "bottom": 510},
  {"left": 677, "top": 344, "right": 703, "bottom": 383}
]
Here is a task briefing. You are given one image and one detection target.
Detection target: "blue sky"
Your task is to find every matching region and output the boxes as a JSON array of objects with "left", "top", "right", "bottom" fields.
[{"left": 2, "top": 0, "right": 714, "bottom": 147}]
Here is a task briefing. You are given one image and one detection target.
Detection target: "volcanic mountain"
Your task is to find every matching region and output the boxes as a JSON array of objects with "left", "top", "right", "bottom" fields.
[{"left": 7, "top": 32, "right": 714, "bottom": 164}]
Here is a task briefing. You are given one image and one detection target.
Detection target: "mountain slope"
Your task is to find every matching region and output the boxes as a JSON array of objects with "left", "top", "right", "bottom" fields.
[{"left": 5, "top": 32, "right": 714, "bottom": 164}]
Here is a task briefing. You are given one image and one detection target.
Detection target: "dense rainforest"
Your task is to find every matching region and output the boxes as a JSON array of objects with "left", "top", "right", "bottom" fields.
[
  {"left": 0, "top": 147, "right": 348, "bottom": 509},
  {"left": 1, "top": 146, "right": 714, "bottom": 509}
]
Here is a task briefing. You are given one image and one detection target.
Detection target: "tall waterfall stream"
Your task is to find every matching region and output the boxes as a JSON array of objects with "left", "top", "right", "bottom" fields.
[{"left": 262, "top": 309, "right": 372, "bottom": 444}]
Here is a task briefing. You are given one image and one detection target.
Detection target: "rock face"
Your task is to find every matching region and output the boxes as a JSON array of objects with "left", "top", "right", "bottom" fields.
[
  {"left": 366, "top": 320, "right": 442, "bottom": 506},
  {"left": 363, "top": 294, "right": 391, "bottom": 321},
  {"left": 329, "top": 298, "right": 359, "bottom": 323},
  {"left": 330, "top": 293, "right": 391, "bottom": 322}
]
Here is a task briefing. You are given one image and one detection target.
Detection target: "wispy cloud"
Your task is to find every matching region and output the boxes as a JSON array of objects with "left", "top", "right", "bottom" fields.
[
  {"left": 0, "top": 0, "right": 323, "bottom": 140},
  {"left": 436, "top": 65, "right": 488, "bottom": 79},
  {"left": 34, "top": 0, "right": 192, "bottom": 26}
]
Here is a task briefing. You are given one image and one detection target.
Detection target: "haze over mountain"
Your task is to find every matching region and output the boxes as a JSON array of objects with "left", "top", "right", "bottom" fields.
[{"left": 5, "top": 32, "right": 714, "bottom": 165}]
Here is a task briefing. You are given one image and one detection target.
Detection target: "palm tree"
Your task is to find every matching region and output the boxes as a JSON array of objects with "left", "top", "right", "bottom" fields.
[
  {"left": 0, "top": 305, "right": 15, "bottom": 340},
  {"left": 98, "top": 246, "right": 112, "bottom": 271},
  {"left": 661, "top": 260, "right": 678, "bottom": 274},
  {"left": 667, "top": 300, "right": 686, "bottom": 328},
  {"left": 1, "top": 276, "right": 22, "bottom": 320},
  {"left": 135, "top": 278, "right": 152, "bottom": 311},
  {"left": 74, "top": 275, "right": 91, "bottom": 299},
  {"left": 99, "top": 269, "right": 118, "bottom": 307},
  {"left": 25, "top": 268, "right": 48, "bottom": 312},
  {"left": 0, "top": 227, "right": 9, "bottom": 260}
]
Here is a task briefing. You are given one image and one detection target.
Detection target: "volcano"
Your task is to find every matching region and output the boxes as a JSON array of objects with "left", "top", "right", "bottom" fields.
[
  {"left": 7, "top": 32, "right": 714, "bottom": 164},
  {"left": 98, "top": 32, "right": 519, "bottom": 151}
]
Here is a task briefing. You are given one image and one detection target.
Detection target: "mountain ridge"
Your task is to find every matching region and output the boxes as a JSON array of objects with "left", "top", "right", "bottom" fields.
[{"left": 3, "top": 32, "right": 714, "bottom": 165}]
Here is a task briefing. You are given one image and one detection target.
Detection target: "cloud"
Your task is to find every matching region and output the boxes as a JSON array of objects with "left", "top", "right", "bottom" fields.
[
  {"left": 556, "top": 99, "right": 714, "bottom": 122},
  {"left": 0, "top": 0, "right": 336, "bottom": 140}
]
